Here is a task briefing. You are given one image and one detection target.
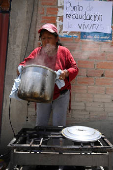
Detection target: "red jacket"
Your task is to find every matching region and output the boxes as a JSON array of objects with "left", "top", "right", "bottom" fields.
[{"left": 19, "top": 45, "right": 79, "bottom": 100}]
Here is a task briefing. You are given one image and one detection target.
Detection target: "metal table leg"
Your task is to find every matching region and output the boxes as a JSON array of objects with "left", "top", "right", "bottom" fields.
[
  {"left": 108, "top": 151, "right": 113, "bottom": 170},
  {"left": 9, "top": 149, "right": 14, "bottom": 170}
]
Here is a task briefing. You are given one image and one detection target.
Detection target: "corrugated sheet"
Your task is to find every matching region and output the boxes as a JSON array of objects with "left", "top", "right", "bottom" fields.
[{"left": 0, "top": 13, "right": 9, "bottom": 130}]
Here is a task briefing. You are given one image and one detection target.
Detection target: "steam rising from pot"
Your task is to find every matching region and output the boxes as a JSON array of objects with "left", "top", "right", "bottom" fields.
[
  {"left": 43, "top": 44, "right": 57, "bottom": 56},
  {"left": 25, "top": 44, "right": 57, "bottom": 70}
]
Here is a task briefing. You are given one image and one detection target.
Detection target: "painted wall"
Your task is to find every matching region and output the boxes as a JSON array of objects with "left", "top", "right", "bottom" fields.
[
  {"left": 0, "top": 0, "right": 113, "bottom": 154},
  {"left": 0, "top": 13, "right": 9, "bottom": 132}
]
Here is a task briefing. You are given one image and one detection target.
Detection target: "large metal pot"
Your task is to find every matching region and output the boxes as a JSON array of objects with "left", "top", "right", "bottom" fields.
[{"left": 18, "top": 64, "right": 56, "bottom": 103}]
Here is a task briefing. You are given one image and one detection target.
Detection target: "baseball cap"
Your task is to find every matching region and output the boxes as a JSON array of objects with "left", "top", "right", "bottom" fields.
[{"left": 38, "top": 23, "right": 58, "bottom": 34}]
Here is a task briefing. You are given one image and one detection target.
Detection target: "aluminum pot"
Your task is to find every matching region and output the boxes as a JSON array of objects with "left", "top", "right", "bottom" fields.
[
  {"left": 18, "top": 64, "right": 56, "bottom": 103},
  {"left": 62, "top": 126, "right": 102, "bottom": 142}
]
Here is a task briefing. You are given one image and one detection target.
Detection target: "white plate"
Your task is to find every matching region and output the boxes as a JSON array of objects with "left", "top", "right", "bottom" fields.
[{"left": 62, "top": 126, "right": 101, "bottom": 142}]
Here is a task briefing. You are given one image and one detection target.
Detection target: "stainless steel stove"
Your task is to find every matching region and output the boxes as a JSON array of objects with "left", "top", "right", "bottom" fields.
[{"left": 8, "top": 126, "right": 113, "bottom": 170}]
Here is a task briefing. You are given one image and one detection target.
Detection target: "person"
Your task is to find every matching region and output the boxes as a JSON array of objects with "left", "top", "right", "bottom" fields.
[{"left": 18, "top": 23, "right": 79, "bottom": 127}]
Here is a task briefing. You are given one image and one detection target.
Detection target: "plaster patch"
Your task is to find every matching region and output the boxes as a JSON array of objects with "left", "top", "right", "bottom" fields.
[
  {"left": 59, "top": 34, "right": 78, "bottom": 38},
  {"left": 58, "top": 8, "right": 63, "bottom": 16},
  {"left": 56, "top": 17, "right": 63, "bottom": 34},
  {"left": 58, "top": 0, "right": 64, "bottom": 7}
]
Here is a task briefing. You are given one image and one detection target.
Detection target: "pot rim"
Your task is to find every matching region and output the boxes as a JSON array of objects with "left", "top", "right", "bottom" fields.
[{"left": 22, "top": 64, "right": 56, "bottom": 75}]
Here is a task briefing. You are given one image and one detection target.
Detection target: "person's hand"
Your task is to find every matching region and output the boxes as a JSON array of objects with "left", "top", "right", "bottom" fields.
[{"left": 59, "top": 70, "right": 69, "bottom": 80}]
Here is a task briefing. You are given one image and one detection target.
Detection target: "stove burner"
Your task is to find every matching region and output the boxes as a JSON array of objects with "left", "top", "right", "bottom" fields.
[{"left": 27, "top": 137, "right": 50, "bottom": 145}]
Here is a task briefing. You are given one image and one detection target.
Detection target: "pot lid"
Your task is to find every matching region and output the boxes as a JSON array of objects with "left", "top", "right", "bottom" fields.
[{"left": 62, "top": 126, "right": 102, "bottom": 142}]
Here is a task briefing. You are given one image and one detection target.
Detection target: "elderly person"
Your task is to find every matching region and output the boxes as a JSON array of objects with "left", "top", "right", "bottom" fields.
[{"left": 18, "top": 23, "right": 79, "bottom": 127}]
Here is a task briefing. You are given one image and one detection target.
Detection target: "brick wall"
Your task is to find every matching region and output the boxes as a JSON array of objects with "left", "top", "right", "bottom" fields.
[
  {"left": 0, "top": 0, "right": 113, "bottom": 153},
  {"left": 36, "top": 0, "right": 113, "bottom": 126}
]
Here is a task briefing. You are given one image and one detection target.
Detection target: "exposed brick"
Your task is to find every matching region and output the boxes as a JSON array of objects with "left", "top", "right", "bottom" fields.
[
  {"left": 71, "top": 52, "right": 88, "bottom": 60},
  {"left": 72, "top": 51, "right": 90, "bottom": 59},
  {"left": 94, "top": 94, "right": 111, "bottom": 102},
  {"left": 89, "top": 111, "right": 107, "bottom": 121},
  {"left": 75, "top": 93, "right": 93, "bottom": 102},
  {"left": 78, "top": 60, "right": 94, "bottom": 68},
  {"left": 60, "top": 37, "right": 74, "bottom": 43},
  {"left": 71, "top": 102, "right": 85, "bottom": 110},
  {"left": 96, "top": 61, "right": 113, "bottom": 69},
  {"left": 105, "top": 70, "right": 113, "bottom": 78},
  {"left": 41, "top": 16, "right": 56, "bottom": 24},
  {"left": 87, "top": 69, "right": 104, "bottom": 77},
  {"left": 71, "top": 92, "right": 75, "bottom": 102},
  {"left": 39, "top": 7, "right": 44, "bottom": 15},
  {"left": 107, "top": 54, "right": 113, "bottom": 61},
  {"left": 36, "top": 0, "right": 113, "bottom": 126},
  {"left": 71, "top": 79, "right": 76, "bottom": 85},
  {"left": 67, "top": 111, "right": 72, "bottom": 118},
  {"left": 101, "top": 43, "right": 113, "bottom": 52},
  {"left": 64, "top": 42, "right": 81, "bottom": 51},
  {"left": 106, "top": 87, "right": 113, "bottom": 94},
  {"left": 81, "top": 42, "right": 100, "bottom": 52},
  {"left": 88, "top": 52, "right": 106, "bottom": 60},
  {"left": 73, "top": 51, "right": 103, "bottom": 61},
  {"left": 86, "top": 102, "right": 104, "bottom": 112},
  {"left": 77, "top": 77, "right": 94, "bottom": 85},
  {"left": 71, "top": 110, "right": 87, "bottom": 117},
  {"left": 46, "top": 7, "right": 58, "bottom": 15},
  {"left": 105, "top": 103, "right": 113, "bottom": 112},
  {"left": 71, "top": 85, "right": 87, "bottom": 93},
  {"left": 71, "top": 110, "right": 90, "bottom": 123},
  {"left": 88, "top": 86, "right": 105, "bottom": 94},
  {"left": 41, "top": 0, "right": 57, "bottom": 6},
  {"left": 78, "top": 68, "right": 86, "bottom": 76},
  {"left": 96, "top": 78, "right": 113, "bottom": 86},
  {"left": 66, "top": 118, "right": 79, "bottom": 125}
]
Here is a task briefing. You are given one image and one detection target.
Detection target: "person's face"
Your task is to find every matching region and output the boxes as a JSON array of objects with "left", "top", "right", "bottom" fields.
[{"left": 41, "top": 30, "right": 58, "bottom": 47}]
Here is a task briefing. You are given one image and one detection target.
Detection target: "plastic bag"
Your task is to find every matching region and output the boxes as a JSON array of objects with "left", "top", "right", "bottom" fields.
[{"left": 9, "top": 65, "right": 23, "bottom": 100}]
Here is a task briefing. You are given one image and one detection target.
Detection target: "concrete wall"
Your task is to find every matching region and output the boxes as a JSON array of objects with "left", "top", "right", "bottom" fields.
[
  {"left": 1, "top": 0, "right": 113, "bottom": 154},
  {"left": 0, "top": 0, "right": 38, "bottom": 153}
]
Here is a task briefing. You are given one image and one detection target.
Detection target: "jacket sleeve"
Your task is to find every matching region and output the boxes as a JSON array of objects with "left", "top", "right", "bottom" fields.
[{"left": 66, "top": 48, "right": 79, "bottom": 82}]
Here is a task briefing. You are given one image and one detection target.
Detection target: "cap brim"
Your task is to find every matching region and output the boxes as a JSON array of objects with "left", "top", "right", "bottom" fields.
[{"left": 38, "top": 28, "right": 55, "bottom": 33}]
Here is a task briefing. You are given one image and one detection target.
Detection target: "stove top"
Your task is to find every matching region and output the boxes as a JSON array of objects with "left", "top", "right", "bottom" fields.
[
  {"left": 8, "top": 126, "right": 113, "bottom": 153},
  {"left": 35, "top": 165, "right": 85, "bottom": 170},
  {"left": 8, "top": 126, "right": 113, "bottom": 170}
]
